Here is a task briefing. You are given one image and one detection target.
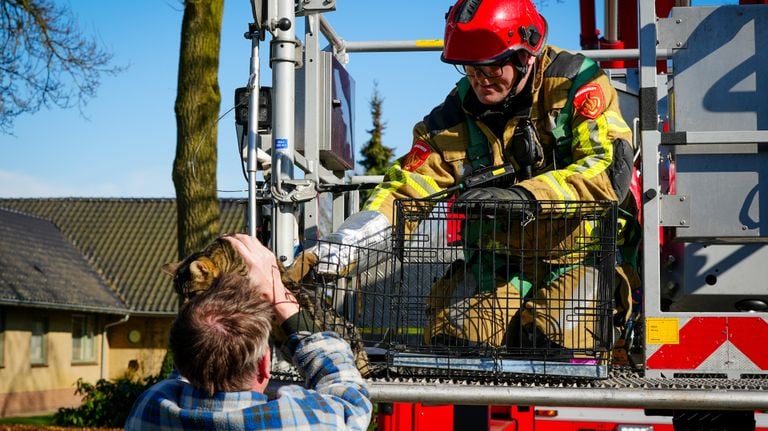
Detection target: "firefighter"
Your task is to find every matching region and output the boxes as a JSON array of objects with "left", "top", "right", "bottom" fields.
[{"left": 284, "top": 0, "right": 635, "bottom": 354}]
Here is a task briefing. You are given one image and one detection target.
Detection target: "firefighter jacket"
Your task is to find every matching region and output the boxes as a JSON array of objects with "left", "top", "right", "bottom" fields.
[
  {"left": 362, "top": 46, "right": 634, "bottom": 229},
  {"left": 314, "top": 46, "right": 635, "bottom": 279}
]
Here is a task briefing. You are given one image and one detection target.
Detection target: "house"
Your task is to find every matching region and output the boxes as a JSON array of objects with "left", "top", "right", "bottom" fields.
[{"left": 0, "top": 198, "right": 246, "bottom": 417}]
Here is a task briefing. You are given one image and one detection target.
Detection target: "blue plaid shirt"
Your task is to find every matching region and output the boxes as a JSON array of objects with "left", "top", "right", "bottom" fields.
[{"left": 124, "top": 332, "right": 372, "bottom": 430}]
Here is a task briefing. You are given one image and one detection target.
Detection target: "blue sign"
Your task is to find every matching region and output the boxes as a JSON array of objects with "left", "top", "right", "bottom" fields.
[{"left": 275, "top": 138, "right": 288, "bottom": 149}]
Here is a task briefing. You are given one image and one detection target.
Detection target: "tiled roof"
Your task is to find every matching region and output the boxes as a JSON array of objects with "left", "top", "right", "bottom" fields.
[
  {"left": 0, "top": 208, "right": 126, "bottom": 314},
  {"left": 0, "top": 198, "right": 246, "bottom": 315}
]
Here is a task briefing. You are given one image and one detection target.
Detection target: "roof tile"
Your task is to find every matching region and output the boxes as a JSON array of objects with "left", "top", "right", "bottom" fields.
[
  {"left": 0, "top": 208, "right": 126, "bottom": 313},
  {"left": 0, "top": 198, "right": 246, "bottom": 315}
]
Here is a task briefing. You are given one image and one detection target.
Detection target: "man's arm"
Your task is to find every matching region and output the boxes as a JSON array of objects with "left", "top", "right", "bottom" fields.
[
  {"left": 284, "top": 332, "right": 373, "bottom": 430},
  {"left": 226, "top": 234, "right": 372, "bottom": 429}
]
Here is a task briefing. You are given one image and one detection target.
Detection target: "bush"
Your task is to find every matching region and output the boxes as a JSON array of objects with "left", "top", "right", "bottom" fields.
[
  {"left": 53, "top": 376, "right": 160, "bottom": 428},
  {"left": 54, "top": 351, "right": 174, "bottom": 427}
]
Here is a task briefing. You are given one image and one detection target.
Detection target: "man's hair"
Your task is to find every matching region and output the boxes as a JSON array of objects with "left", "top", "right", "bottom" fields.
[{"left": 170, "top": 272, "right": 274, "bottom": 395}]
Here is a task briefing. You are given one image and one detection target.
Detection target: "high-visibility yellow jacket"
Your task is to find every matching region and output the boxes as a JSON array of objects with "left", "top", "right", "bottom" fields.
[{"left": 363, "top": 46, "right": 634, "bottom": 228}]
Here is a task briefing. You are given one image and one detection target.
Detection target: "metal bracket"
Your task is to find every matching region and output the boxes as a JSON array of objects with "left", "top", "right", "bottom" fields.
[
  {"left": 659, "top": 194, "right": 691, "bottom": 227},
  {"left": 293, "top": 151, "right": 346, "bottom": 186},
  {"left": 296, "top": 0, "right": 336, "bottom": 14},
  {"left": 271, "top": 179, "right": 317, "bottom": 203},
  {"left": 269, "top": 37, "right": 303, "bottom": 69},
  {"left": 250, "top": 0, "right": 278, "bottom": 33},
  {"left": 657, "top": 15, "right": 690, "bottom": 50}
]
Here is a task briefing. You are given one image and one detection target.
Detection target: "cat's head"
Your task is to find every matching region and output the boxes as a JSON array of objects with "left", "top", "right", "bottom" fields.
[
  {"left": 162, "top": 238, "right": 237, "bottom": 304},
  {"left": 162, "top": 251, "right": 222, "bottom": 303}
]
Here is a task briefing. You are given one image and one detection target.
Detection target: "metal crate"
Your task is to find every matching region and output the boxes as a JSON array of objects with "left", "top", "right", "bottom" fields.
[
  {"left": 387, "top": 198, "right": 617, "bottom": 379},
  {"left": 271, "top": 240, "right": 397, "bottom": 379},
  {"left": 280, "top": 198, "right": 617, "bottom": 380}
]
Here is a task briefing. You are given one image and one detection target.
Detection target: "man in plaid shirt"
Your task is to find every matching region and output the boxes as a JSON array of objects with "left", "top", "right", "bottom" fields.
[{"left": 124, "top": 234, "right": 372, "bottom": 430}]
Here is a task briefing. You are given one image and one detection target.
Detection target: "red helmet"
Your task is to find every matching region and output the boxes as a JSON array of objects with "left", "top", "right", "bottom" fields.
[{"left": 442, "top": 0, "right": 548, "bottom": 65}]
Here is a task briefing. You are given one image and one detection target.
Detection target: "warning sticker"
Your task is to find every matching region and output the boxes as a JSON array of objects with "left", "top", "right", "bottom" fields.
[{"left": 646, "top": 317, "right": 680, "bottom": 345}]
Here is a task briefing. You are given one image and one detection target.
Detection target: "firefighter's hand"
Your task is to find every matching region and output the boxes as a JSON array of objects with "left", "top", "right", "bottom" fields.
[
  {"left": 454, "top": 186, "right": 534, "bottom": 216},
  {"left": 458, "top": 186, "right": 531, "bottom": 202},
  {"left": 279, "top": 250, "right": 319, "bottom": 286}
]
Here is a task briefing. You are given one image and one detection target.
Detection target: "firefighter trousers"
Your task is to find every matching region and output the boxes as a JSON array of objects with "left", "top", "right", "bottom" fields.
[{"left": 424, "top": 262, "right": 601, "bottom": 351}]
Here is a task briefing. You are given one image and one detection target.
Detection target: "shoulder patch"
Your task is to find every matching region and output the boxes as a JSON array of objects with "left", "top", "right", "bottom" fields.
[
  {"left": 574, "top": 83, "right": 605, "bottom": 119},
  {"left": 402, "top": 140, "right": 432, "bottom": 172}
]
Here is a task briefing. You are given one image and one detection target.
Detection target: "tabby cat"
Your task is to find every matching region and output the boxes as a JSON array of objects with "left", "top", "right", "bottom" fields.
[{"left": 161, "top": 236, "right": 371, "bottom": 376}]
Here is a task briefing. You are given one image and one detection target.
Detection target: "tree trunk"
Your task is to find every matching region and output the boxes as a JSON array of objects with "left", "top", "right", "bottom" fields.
[{"left": 173, "top": 0, "right": 224, "bottom": 259}]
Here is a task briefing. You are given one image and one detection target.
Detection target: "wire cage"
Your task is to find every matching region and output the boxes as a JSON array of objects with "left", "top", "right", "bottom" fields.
[
  {"left": 272, "top": 239, "right": 398, "bottom": 378},
  {"left": 388, "top": 198, "right": 618, "bottom": 379},
  {"left": 277, "top": 198, "right": 617, "bottom": 380}
]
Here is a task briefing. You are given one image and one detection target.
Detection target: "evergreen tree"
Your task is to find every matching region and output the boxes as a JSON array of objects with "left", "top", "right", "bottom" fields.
[{"left": 358, "top": 82, "right": 394, "bottom": 206}]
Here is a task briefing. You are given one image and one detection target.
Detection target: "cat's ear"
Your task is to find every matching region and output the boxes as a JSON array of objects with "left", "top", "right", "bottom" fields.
[
  {"left": 161, "top": 261, "right": 181, "bottom": 277},
  {"left": 189, "top": 258, "right": 219, "bottom": 283}
]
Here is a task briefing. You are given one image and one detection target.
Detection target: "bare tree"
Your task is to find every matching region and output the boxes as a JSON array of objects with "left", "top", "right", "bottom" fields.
[
  {"left": 172, "top": 0, "right": 224, "bottom": 259},
  {"left": 0, "top": 0, "right": 121, "bottom": 133}
]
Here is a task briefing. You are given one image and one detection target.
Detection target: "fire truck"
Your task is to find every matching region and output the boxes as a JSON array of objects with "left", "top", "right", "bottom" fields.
[{"left": 237, "top": 0, "right": 768, "bottom": 429}]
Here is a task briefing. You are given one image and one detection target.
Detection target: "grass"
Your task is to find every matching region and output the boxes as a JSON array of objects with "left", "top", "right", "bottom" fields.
[{"left": 0, "top": 415, "right": 54, "bottom": 425}]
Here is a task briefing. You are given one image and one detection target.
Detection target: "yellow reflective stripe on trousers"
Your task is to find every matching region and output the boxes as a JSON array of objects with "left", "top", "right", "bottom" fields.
[
  {"left": 616, "top": 217, "right": 629, "bottom": 245},
  {"left": 360, "top": 327, "right": 423, "bottom": 335}
]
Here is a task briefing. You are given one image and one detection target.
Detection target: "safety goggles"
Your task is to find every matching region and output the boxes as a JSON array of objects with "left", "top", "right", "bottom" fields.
[{"left": 454, "top": 51, "right": 528, "bottom": 78}]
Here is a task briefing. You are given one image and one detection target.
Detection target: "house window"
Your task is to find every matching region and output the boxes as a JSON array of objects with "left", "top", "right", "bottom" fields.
[
  {"left": 30, "top": 318, "right": 48, "bottom": 366},
  {"left": 72, "top": 315, "right": 96, "bottom": 363}
]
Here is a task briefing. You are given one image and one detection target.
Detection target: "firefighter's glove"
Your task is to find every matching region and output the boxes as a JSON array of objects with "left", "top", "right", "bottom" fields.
[
  {"left": 454, "top": 186, "right": 535, "bottom": 219},
  {"left": 278, "top": 250, "right": 319, "bottom": 287}
]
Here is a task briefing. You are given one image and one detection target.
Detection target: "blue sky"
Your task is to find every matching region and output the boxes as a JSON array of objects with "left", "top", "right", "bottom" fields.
[{"left": 0, "top": 0, "right": 729, "bottom": 198}]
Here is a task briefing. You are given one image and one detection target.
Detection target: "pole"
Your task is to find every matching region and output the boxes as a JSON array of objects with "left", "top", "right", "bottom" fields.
[
  {"left": 246, "top": 23, "right": 261, "bottom": 239},
  {"left": 270, "top": 0, "right": 298, "bottom": 265}
]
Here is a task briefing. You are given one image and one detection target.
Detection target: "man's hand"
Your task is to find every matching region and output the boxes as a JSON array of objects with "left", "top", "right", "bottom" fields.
[
  {"left": 279, "top": 250, "right": 319, "bottom": 286},
  {"left": 224, "top": 234, "right": 300, "bottom": 324}
]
